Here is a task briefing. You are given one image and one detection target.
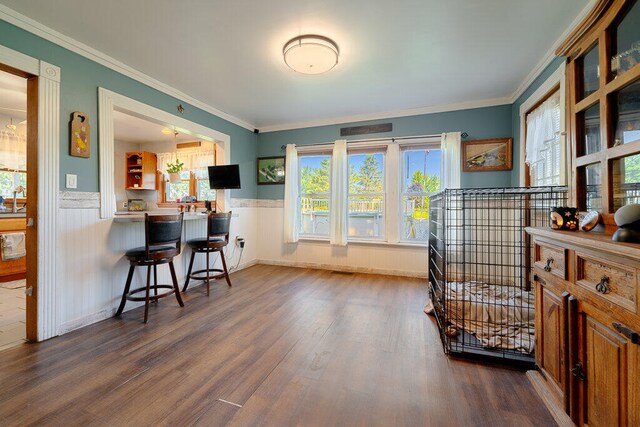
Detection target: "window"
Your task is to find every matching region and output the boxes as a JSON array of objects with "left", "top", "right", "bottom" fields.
[
  {"left": 157, "top": 146, "right": 216, "bottom": 205},
  {"left": 0, "top": 170, "right": 27, "bottom": 199},
  {"left": 299, "top": 154, "right": 331, "bottom": 237},
  {"left": 348, "top": 151, "right": 385, "bottom": 239},
  {"left": 400, "top": 147, "right": 441, "bottom": 241},
  {"left": 292, "top": 138, "right": 444, "bottom": 245},
  {"left": 526, "top": 90, "right": 562, "bottom": 186}
]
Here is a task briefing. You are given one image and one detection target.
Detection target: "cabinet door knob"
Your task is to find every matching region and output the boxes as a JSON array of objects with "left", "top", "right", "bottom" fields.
[
  {"left": 544, "top": 257, "right": 554, "bottom": 272},
  {"left": 595, "top": 275, "right": 609, "bottom": 294}
]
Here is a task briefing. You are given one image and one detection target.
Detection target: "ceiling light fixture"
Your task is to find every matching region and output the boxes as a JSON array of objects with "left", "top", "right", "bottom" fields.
[
  {"left": 6, "top": 118, "right": 17, "bottom": 131},
  {"left": 283, "top": 35, "right": 339, "bottom": 75},
  {"left": 161, "top": 128, "right": 173, "bottom": 135}
]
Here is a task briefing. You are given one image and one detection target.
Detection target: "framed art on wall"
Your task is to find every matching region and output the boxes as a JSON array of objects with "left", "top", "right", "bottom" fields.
[
  {"left": 257, "top": 156, "right": 286, "bottom": 185},
  {"left": 462, "top": 138, "right": 512, "bottom": 172}
]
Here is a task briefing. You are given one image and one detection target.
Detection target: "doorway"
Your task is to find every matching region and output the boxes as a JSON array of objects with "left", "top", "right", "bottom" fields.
[{"left": 0, "top": 68, "right": 30, "bottom": 349}]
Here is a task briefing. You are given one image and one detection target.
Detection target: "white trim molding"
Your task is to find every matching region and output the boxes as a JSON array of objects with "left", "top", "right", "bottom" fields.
[
  {"left": 518, "top": 61, "right": 567, "bottom": 186},
  {"left": 0, "top": 44, "right": 61, "bottom": 341},
  {"left": 59, "top": 191, "right": 101, "bottom": 209},
  {"left": 98, "top": 88, "right": 231, "bottom": 218},
  {"left": 0, "top": 4, "right": 255, "bottom": 132}
]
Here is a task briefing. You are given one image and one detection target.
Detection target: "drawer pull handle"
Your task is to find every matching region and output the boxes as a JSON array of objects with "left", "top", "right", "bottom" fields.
[
  {"left": 543, "top": 257, "right": 553, "bottom": 272},
  {"left": 595, "top": 275, "right": 609, "bottom": 294},
  {"left": 612, "top": 322, "right": 640, "bottom": 345}
]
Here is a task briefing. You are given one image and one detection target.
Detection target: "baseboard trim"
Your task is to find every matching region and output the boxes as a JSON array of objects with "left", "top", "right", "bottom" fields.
[
  {"left": 58, "top": 308, "right": 115, "bottom": 336},
  {"left": 526, "top": 370, "right": 575, "bottom": 427},
  {"left": 256, "top": 259, "right": 427, "bottom": 278}
]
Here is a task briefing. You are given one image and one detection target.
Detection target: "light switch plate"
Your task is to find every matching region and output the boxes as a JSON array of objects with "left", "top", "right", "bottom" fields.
[{"left": 66, "top": 174, "right": 77, "bottom": 189}]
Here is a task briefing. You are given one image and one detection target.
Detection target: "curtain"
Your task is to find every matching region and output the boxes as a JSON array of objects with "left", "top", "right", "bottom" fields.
[
  {"left": 330, "top": 139, "right": 348, "bottom": 246},
  {"left": 441, "top": 132, "right": 461, "bottom": 189},
  {"left": 0, "top": 129, "right": 27, "bottom": 171},
  {"left": 157, "top": 148, "right": 215, "bottom": 178},
  {"left": 526, "top": 91, "right": 561, "bottom": 181},
  {"left": 283, "top": 144, "right": 299, "bottom": 244}
]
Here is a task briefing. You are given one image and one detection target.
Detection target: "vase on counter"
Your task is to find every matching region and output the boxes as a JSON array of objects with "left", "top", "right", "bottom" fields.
[{"left": 169, "top": 172, "right": 181, "bottom": 183}]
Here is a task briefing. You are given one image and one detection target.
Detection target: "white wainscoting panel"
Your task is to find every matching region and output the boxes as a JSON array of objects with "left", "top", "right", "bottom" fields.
[
  {"left": 56, "top": 206, "right": 258, "bottom": 334},
  {"left": 256, "top": 207, "right": 427, "bottom": 278}
]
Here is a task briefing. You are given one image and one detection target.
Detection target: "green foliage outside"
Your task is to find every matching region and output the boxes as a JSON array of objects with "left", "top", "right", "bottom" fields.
[
  {"left": 406, "top": 170, "right": 440, "bottom": 219},
  {"left": 299, "top": 155, "right": 440, "bottom": 218},
  {"left": 0, "top": 171, "right": 27, "bottom": 199}
]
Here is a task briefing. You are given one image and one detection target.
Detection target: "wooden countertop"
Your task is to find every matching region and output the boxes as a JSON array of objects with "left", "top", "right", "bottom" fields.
[{"left": 525, "top": 227, "right": 640, "bottom": 259}]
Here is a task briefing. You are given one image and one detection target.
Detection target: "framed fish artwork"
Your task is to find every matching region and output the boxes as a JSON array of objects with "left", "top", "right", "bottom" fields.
[{"left": 70, "top": 112, "right": 90, "bottom": 158}]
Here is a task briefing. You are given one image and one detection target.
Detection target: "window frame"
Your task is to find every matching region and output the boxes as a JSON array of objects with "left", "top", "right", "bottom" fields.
[
  {"left": 157, "top": 151, "right": 216, "bottom": 208},
  {"left": 398, "top": 144, "right": 441, "bottom": 243},
  {"left": 347, "top": 149, "right": 387, "bottom": 241},
  {"left": 519, "top": 61, "right": 567, "bottom": 187},
  {"left": 298, "top": 152, "right": 332, "bottom": 239}
]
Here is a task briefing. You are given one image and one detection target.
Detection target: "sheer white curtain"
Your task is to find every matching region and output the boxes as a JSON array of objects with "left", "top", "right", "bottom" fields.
[
  {"left": 156, "top": 148, "right": 215, "bottom": 177},
  {"left": 440, "top": 132, "right": 461, "bottom": 189},
  {"left": 330, "top": 139, "right": 348, "bottom": 246},
  {"left": 526, "top": 91, "right": 561, "bottom": 185},
  {"left": 0, "top": 129, "right": 27, "bottom": 170},
  {"left": 283, "top": 144, "right": 299, "bottom": 243}
]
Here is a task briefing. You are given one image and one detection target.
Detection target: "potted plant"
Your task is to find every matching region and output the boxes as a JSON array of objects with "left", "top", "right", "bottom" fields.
[{"left": 166, "top": 158, "right": 184, "bottom": 183}]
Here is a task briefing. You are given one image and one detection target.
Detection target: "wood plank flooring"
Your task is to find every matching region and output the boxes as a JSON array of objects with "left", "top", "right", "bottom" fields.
[{"left": 0, "top": 265, "right": 555, "bottom": 426}]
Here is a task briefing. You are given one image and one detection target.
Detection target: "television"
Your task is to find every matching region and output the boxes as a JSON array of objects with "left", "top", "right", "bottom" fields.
[{"left": 208, "top": 164, "right": 241, "bottom": 189}]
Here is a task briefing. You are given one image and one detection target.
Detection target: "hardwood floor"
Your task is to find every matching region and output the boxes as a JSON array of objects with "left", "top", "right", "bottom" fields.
[{"left": 0, "top": 265, "right": 555, "bottom": 426}]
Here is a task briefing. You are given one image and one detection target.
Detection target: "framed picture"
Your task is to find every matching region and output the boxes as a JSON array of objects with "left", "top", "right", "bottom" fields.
[
  {"left": 257, "top": 156, "right": 286, "bottom": 185},
  {"left": 462, "top": 138, "right": 513, "bottom": 172}
]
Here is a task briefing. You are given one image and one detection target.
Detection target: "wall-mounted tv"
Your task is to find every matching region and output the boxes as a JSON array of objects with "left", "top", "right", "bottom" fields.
[{"left": 208, "top": 164, "right": 241, "bottom": 189}]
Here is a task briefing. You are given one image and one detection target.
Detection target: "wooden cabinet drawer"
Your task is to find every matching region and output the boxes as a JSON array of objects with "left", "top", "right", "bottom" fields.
[
  {"left": 535, "top": 241, "right": 568, "bottom": 280},
  {"left": 575, "top": 252, "right": 638, "bottom": 314}
]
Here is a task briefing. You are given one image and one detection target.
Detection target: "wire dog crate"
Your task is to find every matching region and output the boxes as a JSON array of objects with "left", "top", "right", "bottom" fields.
[{"left": 428, "top": 186, "right": 568, "bottom": 365}]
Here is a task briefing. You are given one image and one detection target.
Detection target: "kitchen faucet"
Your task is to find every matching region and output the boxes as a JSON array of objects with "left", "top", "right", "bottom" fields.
[{"left": 12, "top": 185, "right": 25, "bottom": 213}]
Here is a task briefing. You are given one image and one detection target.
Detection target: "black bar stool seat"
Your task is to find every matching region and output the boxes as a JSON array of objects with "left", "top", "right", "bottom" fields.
[
  {"left": 116, "top": 213, "right": 185, "bottom": 323},
  {"left": 183, "top": 211, "right": 232, "bottom": 295}
]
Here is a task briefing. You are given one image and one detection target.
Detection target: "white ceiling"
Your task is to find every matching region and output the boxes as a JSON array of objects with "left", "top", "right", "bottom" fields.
[
  {"left": 114, "top": 110, "right": 203, "bottom": 144},
  {"left": 0, "top": 0, "right": 588, "bottom": 130},
  {"left": 0, "top": 70, "right": 26, "bottom": 121}
]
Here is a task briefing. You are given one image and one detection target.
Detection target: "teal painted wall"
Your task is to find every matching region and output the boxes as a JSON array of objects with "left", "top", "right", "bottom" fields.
[
  {"left": 0, "top": 20, "right": 258, "bottom": 199},
  {"left": 257, "top": 105, "right": 514, "bottom": 199},
  {"left": 511, "top": 56, "right": 566, "bottom": 186}
]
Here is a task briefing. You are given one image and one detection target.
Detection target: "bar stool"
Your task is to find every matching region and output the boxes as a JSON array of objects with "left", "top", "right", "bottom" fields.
[
  {"left": 116, "top": 213, "right": 185, "bottom": 323},
  {"left": 182, "top": 211, "right": 232, "bottom": 295}
]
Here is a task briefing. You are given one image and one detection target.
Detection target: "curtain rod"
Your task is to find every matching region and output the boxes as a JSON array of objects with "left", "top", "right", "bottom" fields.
[{"left": 280, "top": 132, "right": 468, "bottom": 152}]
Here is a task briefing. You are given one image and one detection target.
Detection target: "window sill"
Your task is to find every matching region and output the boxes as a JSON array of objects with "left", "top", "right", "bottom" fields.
[{"left": 298, "top": 237, "right": 427, "bottom": 248}]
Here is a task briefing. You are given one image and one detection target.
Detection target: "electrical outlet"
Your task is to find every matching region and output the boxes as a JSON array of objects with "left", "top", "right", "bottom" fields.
[{"left": 236, "top": 236, "right": 245, "bottom": 248}]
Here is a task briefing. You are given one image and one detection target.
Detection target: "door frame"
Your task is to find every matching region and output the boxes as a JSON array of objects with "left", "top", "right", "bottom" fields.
[{"left": 0, "top": 44, "right": 60, "bottom": 342}]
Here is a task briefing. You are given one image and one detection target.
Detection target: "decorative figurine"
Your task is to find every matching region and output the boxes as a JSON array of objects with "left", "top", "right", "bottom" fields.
[
  {"left": 613, "top": 203, "right": 640, "bottom": 243},
  {"left": 580, "top": 211, "right": 601, "bottom": 231},
  {"left": 550, "top": 207, "right": 579, "bottom": 231}
]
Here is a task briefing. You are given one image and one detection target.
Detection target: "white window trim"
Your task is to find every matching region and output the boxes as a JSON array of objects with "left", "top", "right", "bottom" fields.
[
  {"left": 298, "top": 152, "right": 332, "bottom": 239},
  {"left": 398, "top": 142, "right": 441, "bottom": 243},
  {"left": 295, "top": 137, "right": 441, "bottom": 245},
  {"left": 519, "top": 61, "right": 567, "bottom": 186}
]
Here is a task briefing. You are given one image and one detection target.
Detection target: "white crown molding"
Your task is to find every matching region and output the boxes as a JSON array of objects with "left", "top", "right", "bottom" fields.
[
  {"left": 0, "top": 4, "right": 256, "bottom": 132},
  {"left": 508, "top": 0, "right": 597, "bottom": 104},
  {"left": 259, "top": 96, "right": 512, "bottom": 133}
]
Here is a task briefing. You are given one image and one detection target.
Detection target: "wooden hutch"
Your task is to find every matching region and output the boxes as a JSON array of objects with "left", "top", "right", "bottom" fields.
[{"left": 526, "top": 0, "right": 640, "bottom": 425}]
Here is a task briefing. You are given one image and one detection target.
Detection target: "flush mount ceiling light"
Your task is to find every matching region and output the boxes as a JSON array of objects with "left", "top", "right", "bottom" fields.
[
  {"left": 161, "top": 128, "right": 173, "bottom": 135},
  {"left": 283, "top": 35, "right": 339, "bottom": 75}
]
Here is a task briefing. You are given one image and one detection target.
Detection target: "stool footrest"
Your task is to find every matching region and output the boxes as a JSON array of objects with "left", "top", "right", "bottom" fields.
[
  {"left": 189, "top": 268, "right": 226, "bottom": 282},
  {"left": 125, "top": 284, "right": 176, "bottom": 302}
]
